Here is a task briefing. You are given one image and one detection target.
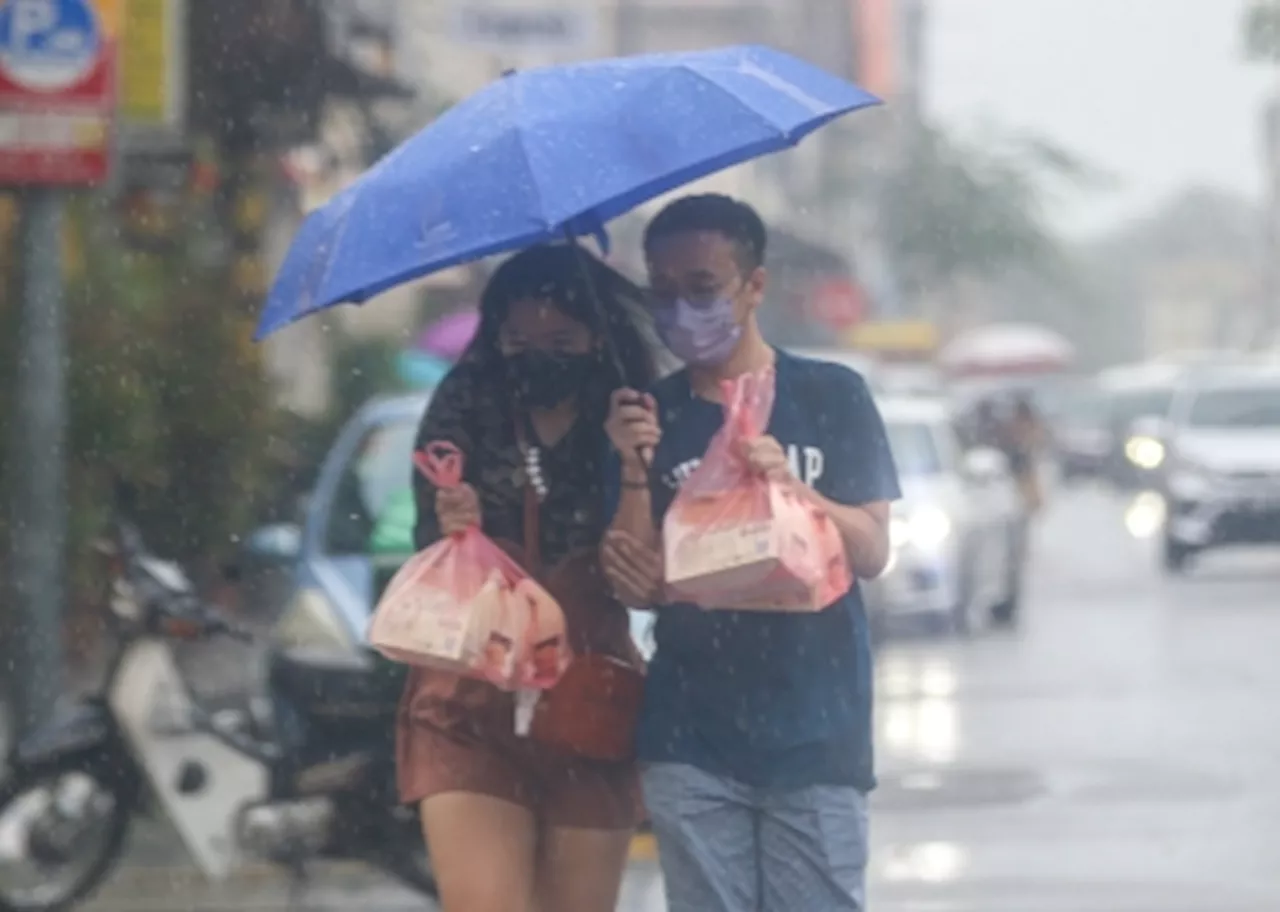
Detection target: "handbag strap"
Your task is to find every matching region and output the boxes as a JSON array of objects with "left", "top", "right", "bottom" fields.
[
  {"left": 515, "top": 420, "right": 607, "bottom": 660},
  {"left": 513, "top": 419, "right": 544, "bottom": 575},
  {"left": 521, "top": 478, "right": 543, "bottom": 575}
]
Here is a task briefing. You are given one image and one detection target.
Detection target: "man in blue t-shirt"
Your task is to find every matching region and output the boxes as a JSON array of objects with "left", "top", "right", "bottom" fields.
[{"left": 601, "top": 194, "right": 900, "bottom": 912}]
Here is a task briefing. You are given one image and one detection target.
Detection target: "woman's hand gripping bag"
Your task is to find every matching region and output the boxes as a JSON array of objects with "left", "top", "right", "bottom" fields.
[
  {"left": 661, "top": 368, "right": 852, "bottom": 612},
  {"left": 366, "top": 441, "right": 571, "bottom": 690}
]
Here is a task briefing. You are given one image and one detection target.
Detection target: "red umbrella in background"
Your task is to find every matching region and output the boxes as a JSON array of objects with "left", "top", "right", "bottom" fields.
[{"left": 940, "top": 323, "right": 1075, "bottom": 377}]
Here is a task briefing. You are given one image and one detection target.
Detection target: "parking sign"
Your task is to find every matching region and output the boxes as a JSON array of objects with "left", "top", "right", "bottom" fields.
[{"left": 0, "top": 0, "right": 117, "bottom": 185}]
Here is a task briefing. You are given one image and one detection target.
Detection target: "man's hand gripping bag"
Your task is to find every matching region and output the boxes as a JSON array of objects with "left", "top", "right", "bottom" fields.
[
  {"left": 366, "top": 441, "right": 571, "bottom": 690},
  {"left": 662, "top": 368, "right": 852, "bottom": 612}
]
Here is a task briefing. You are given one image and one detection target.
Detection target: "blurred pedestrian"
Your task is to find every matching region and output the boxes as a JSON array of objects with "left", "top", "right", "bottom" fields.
[
  {"left": 397, "top": 245, "right": 657, "bottom": 912},
  {"left": 601, "top": 194, "right": 899, "bottom": 912},
  {"left": 1007, "top": 393, "right": 1047, "bottom": 516},
  {"left": 964, "top": 395, "right": 1006, "bottom": 451}
]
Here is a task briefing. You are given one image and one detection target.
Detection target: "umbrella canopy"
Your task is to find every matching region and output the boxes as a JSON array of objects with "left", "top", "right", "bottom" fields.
[
  {"left": 940, "top": 323, "right": 1075, "bottom": 376},
  {"left": 255, "top": 44, "right": 879, "bottom": 340},
  {"left": 416, "top": 310, "right": 479, "bottom": 360}
]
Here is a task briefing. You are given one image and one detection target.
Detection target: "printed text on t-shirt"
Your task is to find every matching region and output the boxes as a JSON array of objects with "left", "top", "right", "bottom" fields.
[{"left": 663, "top": 444, "right": 825, "bottom": 490}]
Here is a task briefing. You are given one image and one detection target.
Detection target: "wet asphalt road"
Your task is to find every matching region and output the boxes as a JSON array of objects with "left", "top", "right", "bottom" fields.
[{"left": 81, "top": 484, "right": 1280, "bottom": 910}]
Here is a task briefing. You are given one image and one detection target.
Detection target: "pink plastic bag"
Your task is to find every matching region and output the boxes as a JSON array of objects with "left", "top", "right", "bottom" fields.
[
  {"left": 662, "top": 368, "right": 852, "bottom": 612},
  {"left": 367, "top": 442, "right": 571, "bottom": 690}
]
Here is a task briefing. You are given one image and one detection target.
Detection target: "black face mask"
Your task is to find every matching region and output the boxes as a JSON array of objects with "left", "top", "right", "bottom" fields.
[{"left": 506, "top": 349, "right": 600, "bottom": 410}]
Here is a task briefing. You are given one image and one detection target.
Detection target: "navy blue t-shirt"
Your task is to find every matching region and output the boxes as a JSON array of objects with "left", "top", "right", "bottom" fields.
[{"left": 604, "top": 350, "right": 901, "bottom": 792}]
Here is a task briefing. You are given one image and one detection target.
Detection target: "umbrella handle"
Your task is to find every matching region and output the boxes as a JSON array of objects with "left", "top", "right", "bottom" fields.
[
  {"left": 564, "top": 228, "right": 631, "bottom": 387},
  {"left": 564, "top": 229, "right": 654, "bottom": 474},
  {"left": 617, "top": 391, "right": 654, "bottom": 469}
]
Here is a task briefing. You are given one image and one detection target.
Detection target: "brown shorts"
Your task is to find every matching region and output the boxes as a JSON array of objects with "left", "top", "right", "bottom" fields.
[{"left": 397, "top": 672, "right": 641, "bottom": 831}]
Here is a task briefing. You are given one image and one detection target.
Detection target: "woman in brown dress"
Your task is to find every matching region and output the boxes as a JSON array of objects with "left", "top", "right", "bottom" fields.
[{"left": 398, "top": 244, "right": 658, "bottom": 912}]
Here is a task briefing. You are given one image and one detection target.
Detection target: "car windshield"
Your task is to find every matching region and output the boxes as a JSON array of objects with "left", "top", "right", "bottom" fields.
[
  {"left": 1107, "top": 387, "right": 1174, "bottom": 425},
  {"left": 327, "top": 416, "right": 420, "bottom": 554},
  {"left": 1186, "top": 386, "right": 1280, "bottom": 429},
  {"left": 1051, "top": 386, "right": 1103, "bottom": 424},
  {"left": 887, "top": 421, "right": 944, "bottom": 476},
  {"left": 354, "top": 419, "right": 419, "bottom": 519}
]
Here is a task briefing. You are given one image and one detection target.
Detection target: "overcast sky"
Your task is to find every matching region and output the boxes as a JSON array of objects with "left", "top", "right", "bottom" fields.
[{"left": 927, "top": 0, "right": 1276, "bottom": 237}]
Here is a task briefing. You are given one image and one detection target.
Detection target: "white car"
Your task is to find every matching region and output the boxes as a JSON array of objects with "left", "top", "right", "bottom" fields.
[
  {"left": 1157, "top": 367, "right": 1280, "bottom": 573},
  {"left": 865, "top": 397, "right": 1026, "bottom": 636}
]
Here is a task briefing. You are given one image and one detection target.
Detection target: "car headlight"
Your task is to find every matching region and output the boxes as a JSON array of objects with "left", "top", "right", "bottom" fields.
[
  {"left": 910, "top": 507, "right": 953, "bottom": 548},
  {"left": 271, "top": 587, "right": 371, "bottom": 669},
  {"left": 891, "top": 507, "right": 953, "bottom": 551},
  {"left": 889, "top": 516, "right": 912, "bottom": 549},
  {"left": 1124, "top": 436, "right": 1166, "bottom": 470}
]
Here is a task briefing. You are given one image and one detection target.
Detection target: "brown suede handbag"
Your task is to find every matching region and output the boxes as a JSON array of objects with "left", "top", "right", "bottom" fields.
[{"left": 519, "top": 481, "right": 646, "bottom": 762}]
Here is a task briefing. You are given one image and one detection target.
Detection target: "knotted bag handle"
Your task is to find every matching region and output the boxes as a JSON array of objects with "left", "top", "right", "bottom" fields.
[
  {"left": 414, "top": 440, "right": 464, "bottom": 489},
  {"left": 721, "top": 368, "right": 772, "bottom": 445}
]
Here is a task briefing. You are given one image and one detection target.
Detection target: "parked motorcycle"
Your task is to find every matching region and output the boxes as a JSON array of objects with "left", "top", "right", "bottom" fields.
[{"left": 0, "top": 492, "right": 435, "bottom": 911}]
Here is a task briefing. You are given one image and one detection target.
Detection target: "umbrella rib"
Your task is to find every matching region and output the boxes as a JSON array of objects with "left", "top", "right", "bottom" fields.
[
  {"left": 548, "top": 67, "right": 799, "bottom": 232},
  {"left": 509, "top": 80, "right": 557, "bottom": 234},
  {"left": 259, "top": 47, "right": 881, "bottom": 339},
  {"left": 679, "top": 63, "right": 807, "bottom": 146}
]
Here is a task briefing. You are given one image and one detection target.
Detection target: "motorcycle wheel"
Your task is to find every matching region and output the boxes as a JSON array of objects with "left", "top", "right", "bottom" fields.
[{"left": 0, "top": 758, "right": 135, "bottom": 912}]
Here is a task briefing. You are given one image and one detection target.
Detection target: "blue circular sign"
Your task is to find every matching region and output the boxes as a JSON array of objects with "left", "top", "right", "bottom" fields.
[{"left": 0, "top": 0, "right": 102, "bottom": 92}]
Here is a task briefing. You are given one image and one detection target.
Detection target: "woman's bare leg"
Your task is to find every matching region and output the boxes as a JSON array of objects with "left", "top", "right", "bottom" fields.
[
  {"left": 421, "top": 793, "right": 538, "bottom": 912},
  {"left": 535, "top": 826, "right": 634, "bottom": 912}
]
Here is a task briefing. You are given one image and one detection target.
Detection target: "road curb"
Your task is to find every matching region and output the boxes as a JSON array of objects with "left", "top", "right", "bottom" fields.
[
  {"left": 97, "top": 832, "right": 658, "bottom": 894},
  {"left": 93, "top": 859, "right": 378, "bottom": 900},
  {"left": 629, "top": 832, "right": 658, "bottom": 862}
]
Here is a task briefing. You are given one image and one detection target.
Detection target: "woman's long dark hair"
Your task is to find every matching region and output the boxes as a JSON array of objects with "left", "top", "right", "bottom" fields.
[{"left": 458, "top": 243, "right": 659, "bottom": 425}]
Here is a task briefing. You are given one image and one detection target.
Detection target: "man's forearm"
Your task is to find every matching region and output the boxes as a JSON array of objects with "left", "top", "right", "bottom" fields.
[{"left": 791, "top": 482, "right": 890, "bottom": 579}]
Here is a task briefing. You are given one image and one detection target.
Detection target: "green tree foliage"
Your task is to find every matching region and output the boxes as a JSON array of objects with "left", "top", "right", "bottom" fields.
[
  {"left": 0, "top": 191, "right": 278, "bottom": 651},
  {"left": 882, "top": 125, "right": 1090, "bottom": 297},
  {"left": 332, "top": 336, "right": 408, "bottom": 420},
  {"left": 1244, "top": 0, "right": 1280, "bottom": 61}
]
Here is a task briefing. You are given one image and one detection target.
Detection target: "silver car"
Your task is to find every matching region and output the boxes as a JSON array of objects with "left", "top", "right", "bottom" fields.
[
  {"left": 865, "top": 396, "right": 1026, "bottom": 637},
  {"left": 1157, "top": 367, "right": 1280, "bottom": 573}
]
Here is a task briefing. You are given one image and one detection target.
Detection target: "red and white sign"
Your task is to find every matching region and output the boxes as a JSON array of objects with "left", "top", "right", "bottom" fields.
[
  {"left": 806, "top": 278, "right": 868, "bottom": 330},
  {"left": 0, "top": 0, "right": 117, "bottom": 186}
]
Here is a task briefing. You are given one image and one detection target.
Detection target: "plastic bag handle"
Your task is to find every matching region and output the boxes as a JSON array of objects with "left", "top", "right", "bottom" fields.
[
  {"left": 414, "top": 441, "right": 464, "bottom": 488},
  {"left": 719, "top": 372, "right": 762, "bottom": 445}
]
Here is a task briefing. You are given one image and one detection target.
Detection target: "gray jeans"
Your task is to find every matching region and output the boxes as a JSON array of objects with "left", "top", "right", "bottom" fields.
[{"left": 642, "top": 762, "right": 869, "bottom": 912}]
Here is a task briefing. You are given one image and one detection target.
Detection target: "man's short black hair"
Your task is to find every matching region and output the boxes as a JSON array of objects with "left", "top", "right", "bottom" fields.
[{"left": 643, "top": 193, "right": 768, "bottom": 272}]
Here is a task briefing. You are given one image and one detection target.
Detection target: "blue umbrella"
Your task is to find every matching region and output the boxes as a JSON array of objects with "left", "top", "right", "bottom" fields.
[{"left": 256, "top": 44, "right": 880, "bottom": 340}]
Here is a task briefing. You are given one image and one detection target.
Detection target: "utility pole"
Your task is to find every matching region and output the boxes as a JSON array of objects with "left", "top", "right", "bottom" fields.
[
  {"left": 0, "top": 0, "right": 118, "bottom": 739},
  {"left": 845, "top": 0, "right": 914, "bottom": 321},
  {"left": 1263, "top": 92, "right": 1280, "bottom": 347},
  {"left": 7, "top": 188, "right": 67, "bottom": 738},
  {"left": 1243, "top": 1, "right": 1280, "bottom": 344}
]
